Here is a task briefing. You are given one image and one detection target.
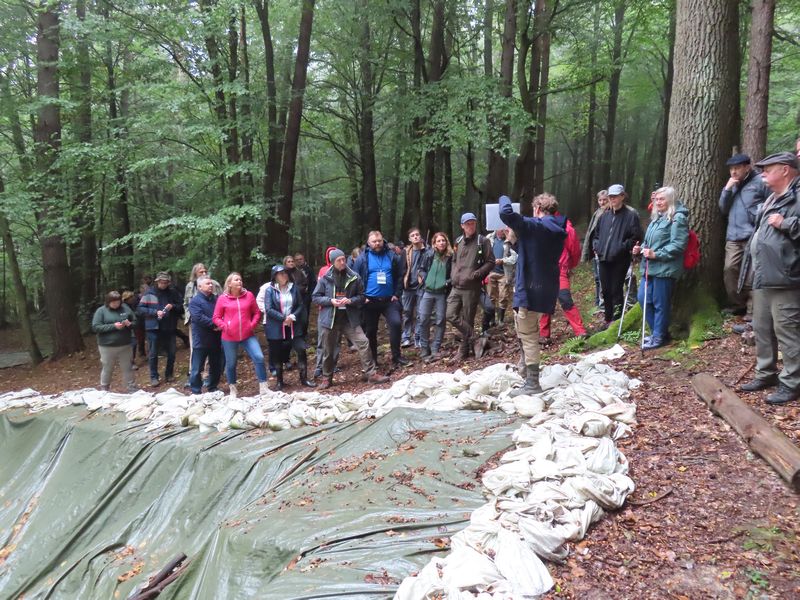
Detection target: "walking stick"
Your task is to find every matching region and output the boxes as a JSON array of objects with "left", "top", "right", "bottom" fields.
[
  {"left": 617, "top": 264, "right": 634, "bottom": 338},
  {"left": 640, "top": 256, "right": 649, "bottom": 356}
]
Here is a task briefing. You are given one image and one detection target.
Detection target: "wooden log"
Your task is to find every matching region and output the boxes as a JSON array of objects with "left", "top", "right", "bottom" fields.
[{"left": 691, "top": 373, "right": 800, "bottom": 490}]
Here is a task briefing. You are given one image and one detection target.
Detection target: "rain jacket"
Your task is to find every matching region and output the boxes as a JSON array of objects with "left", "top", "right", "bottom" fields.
[
  {"left": 312, "top": 265, "right": 366, "bottom": 330},
  {"left": 718, "top": 169, "right": 768, "bottom": 241},
  {"left": 188, "top": 291, "right": 221, "bottom": 349},
  {"left": 258, "top": 281, "right": 305, "bottom": 340},
  {"left": 499, "top": 195, "right": 567, "bottom": 313},
  {"left": 212, "top": 290, "right": 261, "bottom": 342},
  {"left": 590, "top": 204, "right": 642, "bottom": 262},
  {"left": 639, "top": 202, "right": 690, "bottom": 279}
]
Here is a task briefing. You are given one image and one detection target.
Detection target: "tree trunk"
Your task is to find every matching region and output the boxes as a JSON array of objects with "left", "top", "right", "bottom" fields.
[
  {"left": 485, "top": 0, "right": 516, "bottom": 205},
  {"left": 483, "top": 0, "right": 493, "bottom": 77},
  {"left": 657, "top": 8, "right": 676, "bottom": 184},
  {"left": 34, "top": 2, "right": 84, "bottom": 358},
  {"left": 0, "top": 177, "right": 43, "bottom": 365},
  {"left": 602, "top": 0, "right": 626, "bottom": 186},
  {"left": 664, "top": 0, "right": 738, "bottom": 301},
  {"left": 584, "top": 3, "right": 601, "bottom": 221},
  {"left": 692, "top": 374, "right": 800, "bottom": 489},
  {"left": 421, "top": 0, "right": 446, "bottom": 234},
  {"left": 358, "top": 5, "right": 380, "bottom": 234},
  {"left": 72, "top": 0, "right": 97, "bottom": 310},
  {"left": 532, "top": 0, "right": 550, "bottom": 197},
  {"left": 741, "top": 0, "right": 775, "bottom": 159},
  {"left": 275, "top": 0, "right": 315, "bottom": 255}
]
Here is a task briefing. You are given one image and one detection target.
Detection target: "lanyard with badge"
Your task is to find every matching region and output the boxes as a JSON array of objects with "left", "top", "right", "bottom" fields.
[{"left": 375, "top": 253, "right": 389, "bottom": 285}]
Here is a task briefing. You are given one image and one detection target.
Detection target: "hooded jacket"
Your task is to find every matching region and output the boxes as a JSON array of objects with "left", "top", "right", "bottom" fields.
[
  {"left": 212, "top": 289, "right": 261, "bottom": 342},
  {"left": 739, "top": 176, "right": 800, "bottom": 291},
  {"left": 312, "top": 265, "right": 366, "bottom": 330},
  {"left": 317, "top": 246, "right": 337, "bottom": 280},
  {"left": 559, "top": 218, "right": 581, "bottom": 274},
  {"left": 499, "top": 195, "right": 567, "bottom": 313},
  {"left": 639, "top": 202, "right": 690, "bottom": 279}
]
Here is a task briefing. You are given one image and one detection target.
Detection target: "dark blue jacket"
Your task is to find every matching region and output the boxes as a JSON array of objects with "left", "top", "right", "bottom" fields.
[
  {"left": 188, "top": 292, "right": 221, "bottom": 349},
  {"left": 353, "top": 247, "right": 404, "bottom": 299},
  {"left": 499, "top": 195, "right": 567, "bottom": 313},
  {"left": 262, "top": 282, "right": 305, "bottom": 340}
]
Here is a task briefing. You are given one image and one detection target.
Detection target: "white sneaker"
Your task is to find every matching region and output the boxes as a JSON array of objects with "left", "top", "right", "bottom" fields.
[
  {"left": 259, "top": 381, "right": 270, "bottom": 395},
  {"left": 228, "top": 384, "right": 238, "bottom": 399}
]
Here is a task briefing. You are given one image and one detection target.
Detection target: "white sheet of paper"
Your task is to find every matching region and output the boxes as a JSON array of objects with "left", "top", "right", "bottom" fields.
[{"left": 485, "top": 202, "right": 520, "bottom": 230}]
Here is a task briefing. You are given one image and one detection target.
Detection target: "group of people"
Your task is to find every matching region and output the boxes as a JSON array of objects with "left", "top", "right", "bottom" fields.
[{"left": 91, "top": 138, "right": 800, "bottom": 406}]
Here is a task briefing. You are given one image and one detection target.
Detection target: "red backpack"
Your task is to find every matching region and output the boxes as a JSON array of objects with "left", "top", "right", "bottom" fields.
[{"left": 683, "top": 229, "right": 700, "bottom": 269}]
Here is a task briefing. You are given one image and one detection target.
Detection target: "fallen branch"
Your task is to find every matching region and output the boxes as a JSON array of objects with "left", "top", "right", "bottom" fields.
[
  {"left": 692, "top": 373, "right": 800, "bottom": 490},
  {"left": 627, "top": 487, "right": 673, "bottom": 506},
  {"left": 733, "top": 360, "right": 756, "bottom": 387},
  {"left": 706, "top": 529, "right": 746, "bottom": 544}
]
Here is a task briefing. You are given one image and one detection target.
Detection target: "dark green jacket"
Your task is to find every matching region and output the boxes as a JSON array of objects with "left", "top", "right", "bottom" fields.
[{"left": 92, "top": 304, "right": 136, "bottom": 346}]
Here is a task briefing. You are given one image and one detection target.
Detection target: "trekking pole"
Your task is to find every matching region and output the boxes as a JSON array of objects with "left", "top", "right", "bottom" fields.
[
  {"left": 640, "top": 255, "right": 649, "bottom": 356},
  {"left": 617, "top": 247, "right": 637, "bottom": 338}
]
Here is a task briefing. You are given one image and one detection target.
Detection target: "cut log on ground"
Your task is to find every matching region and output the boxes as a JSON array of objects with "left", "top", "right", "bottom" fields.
[{"left": 692, "top": 373, "right": 800, "bottom": 490}]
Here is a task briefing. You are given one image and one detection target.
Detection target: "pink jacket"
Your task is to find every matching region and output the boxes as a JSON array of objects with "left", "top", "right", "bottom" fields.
[{"left": 212, "top": 290, "right": 262, "bottom": 342}]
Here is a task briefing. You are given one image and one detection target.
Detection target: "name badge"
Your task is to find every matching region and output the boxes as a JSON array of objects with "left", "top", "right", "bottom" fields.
[{"left": 376, "top": 270, "right": 387, "bottom": 285}]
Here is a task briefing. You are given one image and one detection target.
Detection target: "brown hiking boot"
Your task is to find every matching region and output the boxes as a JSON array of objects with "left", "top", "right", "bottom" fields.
[
  {"left": 318, "top": 376, "right": 334, "bottom": 390},
  {"left": 366, "top": 373, "right": 389, "bottom": 384}
]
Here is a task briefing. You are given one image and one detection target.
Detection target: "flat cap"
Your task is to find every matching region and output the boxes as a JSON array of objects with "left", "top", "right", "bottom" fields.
[
  {"left": 725, "top": 153, "right": 751, "bottom": 166},
  {"left": 755, "top": 151, "right": 798, "bottom": 170}
]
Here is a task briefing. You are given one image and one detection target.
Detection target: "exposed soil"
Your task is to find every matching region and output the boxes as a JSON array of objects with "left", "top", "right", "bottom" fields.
[{"left": 1, "top": 274, "right": 798, "bottom": 599}]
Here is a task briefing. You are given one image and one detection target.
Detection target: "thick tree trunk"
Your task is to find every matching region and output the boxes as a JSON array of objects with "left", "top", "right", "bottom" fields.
[
  {"left": 693, "top": 374, "right": 800, "bottom": 489},
  {"left": 421, "top": 0, "right": 446, "bottom": 235},
  {"left": 34, "top": 2, "right": 84, "bottom": 358},
  {"left": 664, "top": 0, "right": 738, "bottom": 301},
  {"left": 741, "top": 0, "right": 775, "bottom": 159},
  {"left": 485, "top": 0, "right": 516, "bottom": 205},
  {"left": 657, "top": 8, "right": 676, "bottom": 184},
  {"left": 275, "top": 0, "right": 315, "bottom": 254},
  {"left": 0, "top": 177, "right": 43, "bottom": 364}
]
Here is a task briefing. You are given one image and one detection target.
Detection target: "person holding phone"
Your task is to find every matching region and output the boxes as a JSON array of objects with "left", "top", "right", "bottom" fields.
[{"left": 92, "top": 290, "right": 138, "bottom": 392}]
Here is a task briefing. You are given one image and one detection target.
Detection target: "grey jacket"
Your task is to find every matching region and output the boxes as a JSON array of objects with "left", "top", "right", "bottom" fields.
[
  {"left": 312, "top": 265, "right": 366, "bottom": 330},
  {"left": 718, "top": 170, "right": 768, "bottom": 241},
  {"left": 739, "top": 176, "right": 800, "bottom": 291}
]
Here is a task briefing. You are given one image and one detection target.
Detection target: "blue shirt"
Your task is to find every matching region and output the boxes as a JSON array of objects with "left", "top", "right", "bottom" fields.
[{"left": 365, "top": 251, "right": 394, "bottom": 298}]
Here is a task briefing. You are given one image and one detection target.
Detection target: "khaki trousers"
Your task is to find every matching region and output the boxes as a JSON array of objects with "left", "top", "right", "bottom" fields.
[
  {"left": 320, "top": 314, "right": 376, "bottom": 377},
  {"left": 514, "top": 307, "right": 541, "bottom": 367},
  {"left": 723, "top": 240, "right": 750, "bottom": 311}
]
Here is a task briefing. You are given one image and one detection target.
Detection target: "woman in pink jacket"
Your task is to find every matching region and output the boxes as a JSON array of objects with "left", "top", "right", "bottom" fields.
[{"left": 213, "top": 272, "right": 268, "bottom": 397}]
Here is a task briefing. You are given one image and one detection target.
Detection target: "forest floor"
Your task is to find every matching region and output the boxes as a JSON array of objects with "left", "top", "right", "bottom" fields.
[{"left": 0, "top": 265, "right": 798, "bottom": 599}]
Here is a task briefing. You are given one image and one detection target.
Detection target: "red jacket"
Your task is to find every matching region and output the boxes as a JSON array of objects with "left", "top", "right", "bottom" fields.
[
  {"left": 559, "top": 218, "right": 581, "bottom": 274},
  {"left": 317, "top": 246, "right": 337, "bottom": 280},
  {"left": 212, "top": 290, "right": 261, "bottom": 342}
]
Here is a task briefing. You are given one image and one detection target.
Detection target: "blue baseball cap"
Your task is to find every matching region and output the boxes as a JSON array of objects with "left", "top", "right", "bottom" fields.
[{"left": 460, "top": 212, "right": 478, "bottom": 224}]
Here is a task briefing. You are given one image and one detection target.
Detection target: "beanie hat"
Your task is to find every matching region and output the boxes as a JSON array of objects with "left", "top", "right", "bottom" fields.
[{"left": 328, "top": 248, "right": 345, "bottom": 263}]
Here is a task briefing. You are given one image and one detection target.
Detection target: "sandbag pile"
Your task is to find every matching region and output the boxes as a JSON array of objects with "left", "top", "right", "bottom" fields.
[{"left": 395, "top": 346, "right": 639, "bottom": 599}]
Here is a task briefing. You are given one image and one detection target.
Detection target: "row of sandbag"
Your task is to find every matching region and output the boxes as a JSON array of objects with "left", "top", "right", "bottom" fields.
[
  {"left": 395, "top": 348, "right": 639, "bottom": 599},
  {"left": 0, "top": 347, "right": 631, "bottom": 435}
]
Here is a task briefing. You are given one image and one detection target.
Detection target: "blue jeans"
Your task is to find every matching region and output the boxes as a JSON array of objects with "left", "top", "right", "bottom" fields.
[
  {"left": 637, "top": 275, "right": 675, "bottom": 342},
  {"left": 147, "top": 330, "right": 176, "bottom": 380},
  {"left": 190, "top": 346, "right": 222, "bottom": 393},
  {"left": 221, "top": 336, "right": 267, "bottom": 384},
  {"left": 418, "top": 290, "right": 447, "bottom": 352},
  {"left": 401, "top": 288, "right": 423, "bottom": 343}
]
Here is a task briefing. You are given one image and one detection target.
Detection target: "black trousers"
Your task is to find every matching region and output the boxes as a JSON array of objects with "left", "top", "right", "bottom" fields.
[
  {"left": 599, "top": 258, "right": 631, "bottom": 323},
  {"left": 362, "top": 297, "right": 402, "bottom": 363}
]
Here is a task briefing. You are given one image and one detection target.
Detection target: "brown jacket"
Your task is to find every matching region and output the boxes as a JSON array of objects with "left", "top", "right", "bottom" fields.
[{"left": 451, "top": 233, "right": 494, "bottom": 290}]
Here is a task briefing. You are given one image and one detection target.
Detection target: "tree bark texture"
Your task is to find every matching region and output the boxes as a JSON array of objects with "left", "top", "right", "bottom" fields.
[
  {"left": 34, "top": 3, "right": 84, "bottom": 357},
  {"left": 421, "top": 0, "right": 446, "bottom": 235},
  {"left": 275, "top": 0, "right": 315, "bottom": 255},
  {"left": 358, "top": 5, "right": 381, "bottom": 235},
  {"left": 742, "top": 0, "right": 775, "bottom": 160},
  {"left": 663, "top": 0, "right": 738, "bottom": 292},
  {"left": 601, "top": 0, "right": 626, "bottom": 187},
  {"left": 692, "top": 374, "right": 800, "bottom": 489}
]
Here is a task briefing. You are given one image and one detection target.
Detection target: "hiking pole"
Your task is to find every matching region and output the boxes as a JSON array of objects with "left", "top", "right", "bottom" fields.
[
  {"left": 640, "top": 255, "right": 649, "bottom": 356},
  {"left": 617, "top": 252, "right": 636, "bottom": 338}
]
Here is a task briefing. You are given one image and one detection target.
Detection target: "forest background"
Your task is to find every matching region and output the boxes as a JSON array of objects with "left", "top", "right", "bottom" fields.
[{"left": 0, "top": 0, "right": 798, "bottom": 360}]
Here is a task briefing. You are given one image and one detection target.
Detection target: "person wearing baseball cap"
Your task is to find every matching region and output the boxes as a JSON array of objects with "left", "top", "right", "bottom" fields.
[
  {"left": 587, "top": 184, "right": 642, "bottom": 328},
  {"left": 136, "top": 271, "right": 184, "bottom": 387},
  {"left": 446, "top": 212, "right": 494, "bottom": 360},
  {"left": 719, "top": 153, "right": 768, "bottom": 320},
  {"left": 738, "top": 151, "right": 800, "bottom": 405}
]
